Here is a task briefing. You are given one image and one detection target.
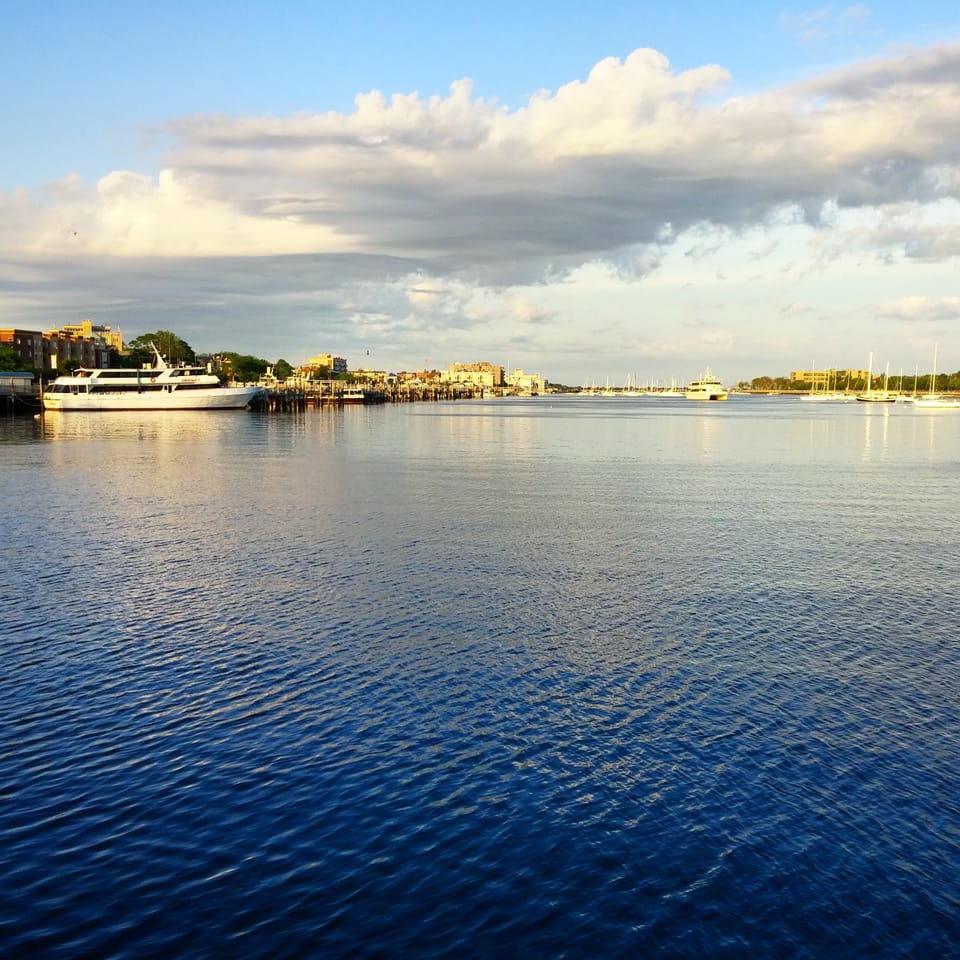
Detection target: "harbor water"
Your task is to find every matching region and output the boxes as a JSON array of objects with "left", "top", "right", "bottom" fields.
[{"left": 2, "top": 396, "right": 959, "bottom": 958}]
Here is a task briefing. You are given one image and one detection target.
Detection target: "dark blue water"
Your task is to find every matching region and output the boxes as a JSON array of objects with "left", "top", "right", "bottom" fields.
[{"left": 2, "top": 398, "right": 959, "bottom": 958}]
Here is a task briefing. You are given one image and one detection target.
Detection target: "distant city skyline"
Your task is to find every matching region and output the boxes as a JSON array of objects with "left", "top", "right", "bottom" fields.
[{"left": 2, "top": 2, "right": 959, "bottom": 384}]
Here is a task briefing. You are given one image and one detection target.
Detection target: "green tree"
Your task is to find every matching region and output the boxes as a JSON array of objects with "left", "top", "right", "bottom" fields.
[
  {"left": 127, "top": 331, "right": 196, "bottom": 365},
  {"left": 274, "top": 358, "right": 294, "bottom": 380},
  {"left": 0, "top": 344, "right": 31, "bottom": 371},
  {"left": 218, "top": 352, "right": 268, "bottom": 383},
  {"left": 107, "top": 347, "right": 141, "bottom": 368}
]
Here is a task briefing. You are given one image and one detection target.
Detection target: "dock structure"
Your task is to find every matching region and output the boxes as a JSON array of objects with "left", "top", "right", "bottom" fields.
[
  {"left": 1, "top": 375, "right": 484, "bottom": 415},
  {"left": 0, "top": 374, "right": 41, "bottom": 415},
  {"left": 253, "top": 380, "right": 481, "bottom": 411}
]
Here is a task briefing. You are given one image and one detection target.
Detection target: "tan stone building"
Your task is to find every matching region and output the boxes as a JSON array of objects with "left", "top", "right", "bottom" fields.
[
  {"left": 442, "top": 362, "right": 505, "bottom": 389},
  {"left": 505, "top": 368, "right": 546, "bottom": 395}
]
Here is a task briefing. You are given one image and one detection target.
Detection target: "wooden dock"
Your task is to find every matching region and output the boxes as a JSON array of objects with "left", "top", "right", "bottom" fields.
[
  {"left": 252, "top": 381, "right": 481, "bottom": 411},
  {"left": 0, "top": 376, "right": 41, "bottom": 415},
  {"left": 0, "top": 377, "right": 483, "bottom": 415}
]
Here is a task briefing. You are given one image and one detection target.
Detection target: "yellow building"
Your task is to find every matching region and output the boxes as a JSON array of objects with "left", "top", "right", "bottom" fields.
[
  {"left": 303, "top": 353, "right": 347, "bottom": 375},
  {"left": 56, "top": 320, "right": 123, "bottom": 351},
  {"left": 791, "top": 368, "right": 869, "bottom": 386},
  {"left": 442, "top": 362, "right": 505, "bottom": 388},
  {"left": 505, "top": 368, "right": 546, "bottom": 396}
]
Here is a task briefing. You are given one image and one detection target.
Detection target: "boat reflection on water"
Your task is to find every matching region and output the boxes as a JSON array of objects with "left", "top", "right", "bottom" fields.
[{"left": 38, "top": 409, "right": 244, "bottom": 445}]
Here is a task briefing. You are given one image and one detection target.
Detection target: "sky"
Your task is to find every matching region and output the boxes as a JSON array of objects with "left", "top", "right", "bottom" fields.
[{"left": 2, "top": 1, "right": 959, "bottom": 385}]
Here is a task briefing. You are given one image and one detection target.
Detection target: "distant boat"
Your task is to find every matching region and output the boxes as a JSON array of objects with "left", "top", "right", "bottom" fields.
[
  {"left": 685, "top": 369, "right": 728, "bottom": 401},
  {"left": 856, "top": 354, "right": 896, "bottom": 403},
  {"left": 899, "top": 364, "right": 919, "bottom": 403},
  {"left": 913, "top": 344, "right": 960, "bottom": 409},
  {"left": 341, "top": 386, "right": 366, "bottom": 404},
  {"left": 802, "top": 363, "right": 850, "bottom": 401},
  {"left": 655, "top": 377, "right": 684, "bottom": 398},
  {"left": 801, "top": 361, "right": 822, "bottom": 401}
]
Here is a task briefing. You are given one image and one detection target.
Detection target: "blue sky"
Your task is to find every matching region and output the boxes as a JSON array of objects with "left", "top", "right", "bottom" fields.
[{"left": 2, "top": 1, "right": 959, "bottom": 383}]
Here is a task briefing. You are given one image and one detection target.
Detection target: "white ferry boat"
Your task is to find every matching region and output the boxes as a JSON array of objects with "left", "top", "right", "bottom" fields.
[
  {"left": 685, "top": 370, "right": 728, "bottom": 401},
  {"left": 42, "top": 345, "right": 266, "bottom": 412},
  {"left": 340, "top": 387, "right": 366, "bottom": 404}
]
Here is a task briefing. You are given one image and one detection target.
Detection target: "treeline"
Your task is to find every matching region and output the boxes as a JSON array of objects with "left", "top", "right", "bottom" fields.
[
  {"left": 119, "top": 332, "right": 295, "bottom": 384},
  {"left": 741, "top": 372, "right": 960, "bottom": 392}
]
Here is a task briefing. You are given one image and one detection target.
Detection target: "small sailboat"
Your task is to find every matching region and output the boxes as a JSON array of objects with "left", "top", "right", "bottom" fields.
[
  {"left": 856, "top": 353, "right": 896, "bottom": 403},
  {"left": 900, "top": 364, "right": 919, "bottom": 403},
  {"left": 803, "top": 363, "right": 850, "bottom": 401},
  {"left": 914, "top": 344, "right": 960, "bottom": 409}
]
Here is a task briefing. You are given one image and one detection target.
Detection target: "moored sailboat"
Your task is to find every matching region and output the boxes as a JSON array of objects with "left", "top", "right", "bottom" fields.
[
  {"left": 913, "top": 343, "right": 960, "bottom": 409},
  {"left": 856, "top": 353, "right": 896, "bottom": 403}
]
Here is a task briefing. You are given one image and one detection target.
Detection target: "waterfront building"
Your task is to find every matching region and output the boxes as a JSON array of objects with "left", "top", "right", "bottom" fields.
[
  {"left": 397, "top": 369, "right": 442, "bottom": 385},
  {"left": 1, "top": 326, "right": 112, "bottom": 370},
  {"left": 1, "top": 329, "right": 45, "bottom": 369},
  {"left": 791, "top": 369, "right": 832, "bottom": 387},
  {"left": 442, "top": 362, "right": 505, "bottom": 390},
  {"left": 55, "top": 320, "right": 123, "bottom": 352},
  {"left": 350, "top": 368, "right": 390, "bottom": 382},
  {"left": 303, "top": 353, "right": 347, "bottom": 375},
  {"left": 505, "top": 368, "right": 547, "bottom": 396},
  {"left": 44, "top": 330, "right": 110, "bottom": 370},
  {"left": 791, "top": 367, "right": 870, "bottom": 386}
]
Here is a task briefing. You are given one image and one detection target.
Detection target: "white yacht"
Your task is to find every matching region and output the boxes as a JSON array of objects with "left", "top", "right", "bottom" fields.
[
  {"left": 685, "top": 369, "right": 728, "bottom": 401},
  {"left": 42, "top": 344, "right": 265, "bottom": 412}
]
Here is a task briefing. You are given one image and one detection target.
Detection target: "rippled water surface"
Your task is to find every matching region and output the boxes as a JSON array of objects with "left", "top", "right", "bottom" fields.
[{"left": 2, "top": 398, "right": 959, "bottom": 958}]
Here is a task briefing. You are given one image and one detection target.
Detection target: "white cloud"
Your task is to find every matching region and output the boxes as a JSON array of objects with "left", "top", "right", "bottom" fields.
[
  {"left": 6, "top": 43, "right": 960, "bottom": 271},
  {"left": 780, "top": 5, "right": 873, "bottom": 43},
  {"left": 877, "top": 294, "right": 960, "bottom": 323},
  {"left": 2, "top": 43, "right": 960, "bottom": 379}
]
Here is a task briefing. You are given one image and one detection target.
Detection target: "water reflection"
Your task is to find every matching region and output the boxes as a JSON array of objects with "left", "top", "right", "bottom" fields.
[
  {"left": 3, "top": 395, "right": 960, "bottom": 960},
  {"left": 38, "top": 409, "right": 242, "bottom": 444},
  {"left": 860, "top": 405, "right": 892, "bottom": 460}
]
